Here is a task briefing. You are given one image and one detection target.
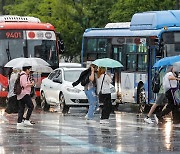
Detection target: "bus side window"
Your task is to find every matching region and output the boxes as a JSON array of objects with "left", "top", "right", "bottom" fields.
[{"left": 126, "top": 54, "right": 136, "bottom": 71}]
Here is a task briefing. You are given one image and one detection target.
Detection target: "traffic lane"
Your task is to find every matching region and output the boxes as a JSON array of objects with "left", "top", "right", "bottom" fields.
[{"left": 0, "top": 108, "right": 180, "bottom": 153}]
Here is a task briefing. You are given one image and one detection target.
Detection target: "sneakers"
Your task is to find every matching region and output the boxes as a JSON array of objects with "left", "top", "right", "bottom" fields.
[
  {"left": 24, "top": 120, "right": 34, "bottom": 126},
  {"left": 154, "top": 114, "right": 159, "bottom": 124},
  {"left": 100, "top": 119, "right": 109, "bottom": 124},
  {"left": 17, "top": 122, "right": 24, "bottom": 128},
  {"left": 144, "top": 117, "right": 153, "bottom": 124},
  {"left": 86, "top": 119, "right": 96, "bottom": 123},
  {"left": 85, "top": 114, "right": 88, "bottom": 119}
]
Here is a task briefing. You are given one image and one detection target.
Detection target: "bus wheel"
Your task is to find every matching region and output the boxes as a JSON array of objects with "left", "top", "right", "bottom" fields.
[
  {"left": 41, "top": 92, "right": 50, "bottom": 111},
  {"left": 59, "top": 93, "right": 69, "bottom": 114},
  {"left": 138, "top": 87, "right": 146, "bottom": 113}
]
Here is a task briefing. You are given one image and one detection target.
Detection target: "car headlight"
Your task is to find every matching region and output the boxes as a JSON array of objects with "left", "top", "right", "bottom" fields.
[
  {"left": 66, "top": 87, "right": 81, "bottom": 93},
  {"left": 110, "top": 87, "right": 116, "bottom": 93}
]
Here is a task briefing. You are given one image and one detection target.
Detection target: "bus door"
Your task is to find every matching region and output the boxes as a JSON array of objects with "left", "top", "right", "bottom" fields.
[
  {"left": 148, "top": 46, "right": 157, "bottom": 104},
  {"left": 112, "top": 46, "right": 123, "bottom": 96}
]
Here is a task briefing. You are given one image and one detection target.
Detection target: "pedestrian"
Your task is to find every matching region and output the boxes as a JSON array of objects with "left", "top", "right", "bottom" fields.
[
  {"left": 72, "top": 64, "right": 98, "bottom": 122},
  {"left": 97, "top": 67, "right": 112, "bottom": 124},
  {"left": 23, "top": 71, "right": 36, "bottom": 124},
  {"left": 17, "top": 65, "right": 35, "bottom": 127},
  {"left": 154, "top": 67, "right": 180, "bottom": 124},
  {"left": 144, "top": 67, "right": 168, "bottom": 124},
  {"left": 5, "top": 68, "right": 19, "bottom": 114}
]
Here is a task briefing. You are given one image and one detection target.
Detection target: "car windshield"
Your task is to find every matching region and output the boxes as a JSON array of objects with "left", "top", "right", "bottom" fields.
[{"left": 64, "top": 70, "right": 84, "bottom": 82}]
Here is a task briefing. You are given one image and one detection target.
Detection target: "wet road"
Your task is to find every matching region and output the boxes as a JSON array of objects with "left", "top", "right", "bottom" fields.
[{"left": 0, "top": 107, "right": 180, "bottom": 154}]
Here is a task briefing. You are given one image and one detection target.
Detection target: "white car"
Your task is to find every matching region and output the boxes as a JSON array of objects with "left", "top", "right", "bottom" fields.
[{"left": 40, "top": 67, "right": 117, "bottom": 113}]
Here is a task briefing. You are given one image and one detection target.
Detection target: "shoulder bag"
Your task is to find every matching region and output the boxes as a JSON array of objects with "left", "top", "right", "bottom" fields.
[{"left": 99, "top": 74, "right": 106, "bottom": 103}]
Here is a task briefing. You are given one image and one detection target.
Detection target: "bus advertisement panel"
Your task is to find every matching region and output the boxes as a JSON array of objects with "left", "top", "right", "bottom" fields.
[{"left": 81, "top": 10, "right": 180, "bottom": 112}]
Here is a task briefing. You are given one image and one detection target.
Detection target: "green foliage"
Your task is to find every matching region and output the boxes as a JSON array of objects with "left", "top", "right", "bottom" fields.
[{"left": 1, "top": 0, "right": 178, "bottom": 59}]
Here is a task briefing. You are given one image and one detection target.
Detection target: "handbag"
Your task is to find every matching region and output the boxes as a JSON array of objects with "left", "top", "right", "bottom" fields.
[{"left": 99, "top": 74, "right": 106, "bottom": 103}]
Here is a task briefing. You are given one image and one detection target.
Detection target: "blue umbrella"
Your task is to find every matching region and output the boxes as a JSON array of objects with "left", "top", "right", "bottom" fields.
[{"left": 153, "top": 55, "right": 180, "bottom": 68}]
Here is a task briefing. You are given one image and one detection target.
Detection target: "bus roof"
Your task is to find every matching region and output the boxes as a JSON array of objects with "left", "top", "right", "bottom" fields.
[
  {"left": 0, "top": 15, "right": 41, "bottom": 23},
  {"left": 0, "top": 22, "right": 55, "bottom": 31},
  {"left": 0, "top": 15, "right": 55, "bottom": 31},
  {"left": 84, "top": 10, "right": 180, "bottom": 37},
  {"left": 83, "top": 28, "right": 161, "bottom": 37},
  {"left": 105, "top": 22, "right": 130, "bottom": 28},
  {"left": 130, "top": 10, "right": 180, "bottom": 30}
]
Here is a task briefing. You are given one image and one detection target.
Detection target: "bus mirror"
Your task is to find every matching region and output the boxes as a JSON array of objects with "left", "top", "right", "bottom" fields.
[
  {"left": 58, "top": 40, "right": 65, "bottom": 54},
  {"left": 56, "top": 32, "right": 65, "bottom": 54}
]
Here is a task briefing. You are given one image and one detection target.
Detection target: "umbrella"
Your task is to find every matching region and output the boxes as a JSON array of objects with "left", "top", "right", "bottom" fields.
[
  {"left": 4, "top": 57, "right": 50, "bottom": 72},
  {"left": 92, "top": 58, "right": 123, "bottom": 68},
  {"left": 153, "top": 55, "right": 180, "bottom": 68},
  {"left": 31, "top": 65, "right": 53, "bottom": 73}
]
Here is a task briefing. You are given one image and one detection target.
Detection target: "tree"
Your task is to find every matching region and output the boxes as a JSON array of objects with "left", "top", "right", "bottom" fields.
[{"left": 2, "top": 0, "right": 178, "bottom": 59}]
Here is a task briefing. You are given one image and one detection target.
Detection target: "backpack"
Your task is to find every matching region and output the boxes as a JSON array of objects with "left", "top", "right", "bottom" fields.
[
  {"left": 81, "top": 74, "right": 90, "bottom": 86},
  {"left": 14, "top": 73, "right": 25, "bottom": 95},
  {"left": 152, "top": 72, "right": 161, "bottom": 93}
]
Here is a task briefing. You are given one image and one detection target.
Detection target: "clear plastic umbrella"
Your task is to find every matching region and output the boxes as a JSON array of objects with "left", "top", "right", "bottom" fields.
[{"left": 4, "top": 57, "right": 51, "bottom": 72}]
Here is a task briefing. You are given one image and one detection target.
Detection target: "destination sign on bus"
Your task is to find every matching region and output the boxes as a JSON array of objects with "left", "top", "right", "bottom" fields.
[
  {"left": 26, "top": 30, "right": 56, "bottom": 40},
  {"left": 0, "top": 30, "right": 23, "bottom": 39}
]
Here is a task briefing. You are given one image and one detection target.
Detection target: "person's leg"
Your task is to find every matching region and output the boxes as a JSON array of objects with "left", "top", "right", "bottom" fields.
[
  {"left": 148, "top": 93, "right": 166, "bottom": 117},
  {"left": 172, "top": 105, "right": 180, "bottom": 124},
  {"left": 24, "top": 95, "right": 34, "bottom": 120},
  {"left": 17, "top": 98, "right": 25, "bottom": 123},
  {"left": 85, "top": 87, "right": 97, "bottom": 119},
  {"left": 155, "top": 90, "right": 174, "bottom": 123},
  {"left": 101, "top": 93, "right": 112, "bottom": 120},
  {"left": 147, "top": 103, "right": 158, "bottom": 117}
]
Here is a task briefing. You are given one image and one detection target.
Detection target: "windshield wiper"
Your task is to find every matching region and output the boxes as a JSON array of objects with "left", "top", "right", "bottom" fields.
[{"left": 6, "top": 42, "right": 11, "bottom": 61}]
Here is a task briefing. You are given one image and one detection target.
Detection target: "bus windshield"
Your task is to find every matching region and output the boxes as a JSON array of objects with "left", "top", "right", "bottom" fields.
[
  {"left": 28, "top": 40, "right": 58, "bottom": 66},
  {"left": 162, "top": 32, "right": 180, "bottom": 56},
  {"left": 0, "top": 30, "right": 58, "bottom": 67}
]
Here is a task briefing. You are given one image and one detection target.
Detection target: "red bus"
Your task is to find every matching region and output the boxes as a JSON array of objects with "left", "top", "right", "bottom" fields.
[{"left": 0, "top": 15, "right": 62, "bottom": 104}]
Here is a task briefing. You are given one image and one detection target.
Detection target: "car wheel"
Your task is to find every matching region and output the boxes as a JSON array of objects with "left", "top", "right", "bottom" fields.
[
  {"left": 59, "top": 93, "right": 69, "bottom": 114},
  {"left": 41, "top": 92, "right": 50, "bottom": 111}
]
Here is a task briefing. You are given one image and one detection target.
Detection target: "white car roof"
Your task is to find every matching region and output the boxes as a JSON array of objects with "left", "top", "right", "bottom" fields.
[
  {"left": 55, "top": 67, "right": 86, "bottom": 71},
  {"left": 59, "top": 63, "right": 82, "bottom": 68}
]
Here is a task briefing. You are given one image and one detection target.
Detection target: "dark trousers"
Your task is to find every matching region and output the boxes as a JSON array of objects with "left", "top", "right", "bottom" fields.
[
  {"left": 100, "top": 93, "right": 112, "bottom": 120},
  {"left": 18, "top": 94, "right": 34, "bottom": 123},
  {"left": 158, "top": 89, "right": 178, "bottom": 121}
]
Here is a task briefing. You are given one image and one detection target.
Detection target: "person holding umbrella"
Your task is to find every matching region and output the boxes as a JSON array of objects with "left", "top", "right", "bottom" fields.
[
  {"left": 97, "top": 67, "right": 112, "bottom": 124},
  {"left": 16, "top": 65, "right": 35, "bottom": 127},
  {"left": 72, "top": 64, "right": 99, "bottom": 122},
  {"left": 154, "top": 66, "right": 180, "bottom": 124}
]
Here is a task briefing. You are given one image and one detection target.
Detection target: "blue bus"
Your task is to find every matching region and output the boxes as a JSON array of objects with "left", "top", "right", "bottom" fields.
[{"left": 81, "top": 10, "right": 180, "bottom": 112}]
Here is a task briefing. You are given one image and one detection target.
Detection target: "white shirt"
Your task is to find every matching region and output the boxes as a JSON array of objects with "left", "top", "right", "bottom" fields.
[
  {"left": 163, "top": 72, "right": 178, "bottom": 92},
  {"left": 7, "top": 72, "right": 18, "bottom": 98},
  {"left": 97, "top": 73, "right": 112, "bottom": 94}
]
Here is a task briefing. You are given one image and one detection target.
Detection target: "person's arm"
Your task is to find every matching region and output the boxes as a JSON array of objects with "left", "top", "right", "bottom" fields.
[
  {"left": 168, "top": 74, "right": 180, "bottom": 81},
  {"left": 89, "top": 66, "right": 94, "bottom": 81}
]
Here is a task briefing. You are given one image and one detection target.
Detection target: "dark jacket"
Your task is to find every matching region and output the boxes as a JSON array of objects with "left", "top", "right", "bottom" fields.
[{"left": 72, "top": 68, "right": 91, "bottom": 87}]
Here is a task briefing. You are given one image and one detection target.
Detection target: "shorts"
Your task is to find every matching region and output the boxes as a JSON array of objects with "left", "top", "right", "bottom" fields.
[{"left": 155, "top": 93, "right": 168, "bottom": 105}]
